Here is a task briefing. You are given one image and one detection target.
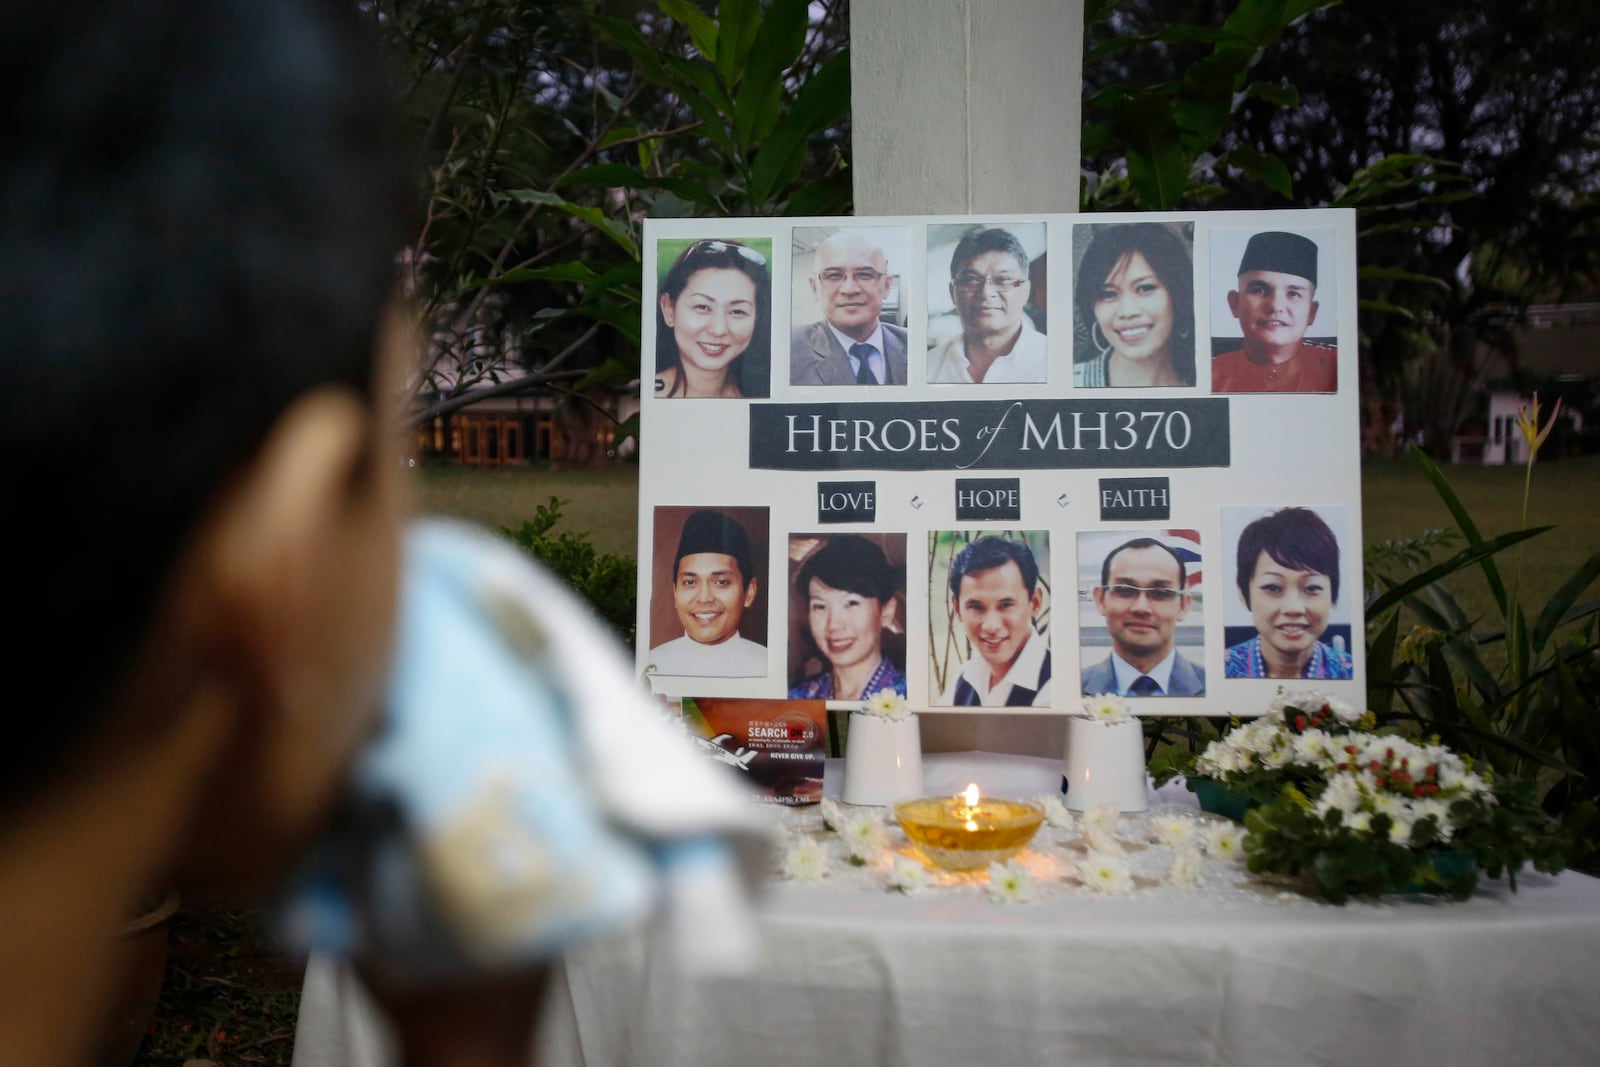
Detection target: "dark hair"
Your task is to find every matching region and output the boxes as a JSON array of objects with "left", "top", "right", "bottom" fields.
[
  {"left": 1100, "top": 537, "right": 1187, "bottom": 589},
  {"left": 655, "top": 240, "right": 771, "bottom": 397},
  {"left": 948, "top": 536, "right": 1040, "bottom": 599},
  {"left": 1235, "top": 508, "right": 1342, "bottom": 606},
  {"left": 0, "top": 0, "right": 405, "bottom": 802},
  {"left": 950, "top": 227, "right": 1029, "bottom": 278},
  {"left": 1073, "top": 223, "right": 1196, "bottom": 385},
  {"left": 797, "top": 536, "right": 895, "bottom": 602}
]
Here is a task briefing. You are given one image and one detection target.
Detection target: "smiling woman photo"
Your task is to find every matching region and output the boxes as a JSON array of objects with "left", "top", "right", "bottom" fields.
[
  {"left": 788, "top": 535, "right": 906, "bottom": 700},
  {"left": 655, "top": 239, "right": 772, "bottom": 398},
  {"left": 1072, "top": 222, "right": 1195, "bottom": 388},
  {"left": 1224, "top": 507, "right": 1354, "bottom": 679}
]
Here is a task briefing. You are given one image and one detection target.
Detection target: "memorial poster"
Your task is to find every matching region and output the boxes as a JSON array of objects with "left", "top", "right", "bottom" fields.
[{"left": 637, "top": 211, "right": 1364, "bottom": 716}]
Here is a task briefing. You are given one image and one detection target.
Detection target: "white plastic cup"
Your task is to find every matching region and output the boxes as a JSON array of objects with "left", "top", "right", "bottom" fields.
[
  {"left": 842, "top": 712, "right": 924, "bottom": 805},
  {"left": 1060, "top": 716, "right": 1149, "bottom": 812}
]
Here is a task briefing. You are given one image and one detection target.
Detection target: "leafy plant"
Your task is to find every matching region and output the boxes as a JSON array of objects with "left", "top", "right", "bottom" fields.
[
  {"left": 1365, "top": 445, "right": 1600, "bottom": 872},
  {"left": 500, "top": 497, "right": 637, "bottom": 643},
  {"left": 1182, "top": 693, "right": 1568, "bottom": 902}
]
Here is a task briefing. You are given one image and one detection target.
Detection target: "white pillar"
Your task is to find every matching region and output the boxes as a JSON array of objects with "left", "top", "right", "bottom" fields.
[
  {"left": 851, "top": 0, "right": 1084, "bottom": 754},
  {"left": 849, "top": 0, "right": 1084, "bottom": 216}
]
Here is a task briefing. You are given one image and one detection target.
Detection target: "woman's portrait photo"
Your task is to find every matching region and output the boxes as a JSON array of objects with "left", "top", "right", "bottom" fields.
[
  {"left": 1071, "top": 221, "right": 1195, "bottom": 388},
  {"left": 654, "top": 237, "right": 773, "bottom": 399},
  {"left": 1222, "top": 505, "right": 1355, "bottom": 680},
  {"left": 787, "top": 533, "right": 907, "bottom": 701}
]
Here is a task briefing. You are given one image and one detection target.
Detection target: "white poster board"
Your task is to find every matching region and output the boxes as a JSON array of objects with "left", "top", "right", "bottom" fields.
[{"left": 636, "top": 210, "right": 1362, "bottom": 716}]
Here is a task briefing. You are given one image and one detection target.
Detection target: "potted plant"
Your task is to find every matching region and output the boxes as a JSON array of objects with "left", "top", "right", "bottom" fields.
[{"left": 1185, "top": 690, "right": 1567, "bottom": 902}]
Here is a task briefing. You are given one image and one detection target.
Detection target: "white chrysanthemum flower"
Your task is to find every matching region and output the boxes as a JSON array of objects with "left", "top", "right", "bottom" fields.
[
  {"left": 1148, "top": 813, "right": 1199, "bottom": 849},
  {"left": 1370, "top": 792, "right": 1405, "bottom": 819},
  {"left": 780, "top": 836, "right": 829, "bottom": 880},
  {"left": 1035, "top": 793, "right": 1075, "bottom": 830},
  {"left": 840, "top": 813, "right": 888, "bottom": 863},
  {"left": 1413, "top": 797, "right": 1453, "bottom": 842},
  {"left": 987, "top": 860, "right": 1035, "bottom": 904},
  {"left": 1260, "top": 745, "right": 1292, "bottom": 770},
  {"left": 1081, "top": 802, "right": 1121, "bottom": 832},
  {"left": 1082, "top": 694, "right": 1133, "bottom": 724},
  {"left": 1292, "top": 728, "right": 1335, "bottom": 764},
  {"left": 1167, "top": 848, "right": 1206, "bottom": 888},
  {"left": 1345, "top": 810, "right": 1373, "bottom": 833},
  {"left": 1205, "top": 823, "right": 1248, "bottom": 862},
  {"left": 887, "top": 854, "right": 929, "bottom": 893},
  {"left": 1321, "top": 774, "right": 1365, "bottom": 815},
  {"left": 864, "top": 688, "right": 911, "bottom": 721},
  {"left": 1388, "top": 809, "right": 1419, "bottom": 845},
  {"left": 1078, "top": 850, "right": 1135, "bottom": 895},
  {"left": 1324, "top": 696, "right": 1360, "bottom": 723},
  {"left": 818, "top": 796, "right": 845, "bottom": 832},
  {"left": 1083, "top": 823, "right": 1126, "bottom": 858}
]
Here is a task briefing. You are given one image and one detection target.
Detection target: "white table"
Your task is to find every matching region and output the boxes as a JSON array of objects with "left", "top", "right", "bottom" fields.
[{"left": 294, "top": 753, "right": 1600, "bottom": 1067}]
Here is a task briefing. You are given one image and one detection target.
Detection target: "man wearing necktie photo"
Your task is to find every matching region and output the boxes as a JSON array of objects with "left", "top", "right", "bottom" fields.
[
  {"left": 1081, "top": 536, "right": 1206, "bottom": 697},
  {"left": 789, "top": 228, "right": 909, "bottom": 386}
]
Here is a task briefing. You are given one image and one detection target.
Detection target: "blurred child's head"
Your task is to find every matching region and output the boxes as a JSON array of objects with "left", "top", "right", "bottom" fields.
[{"left": 1, "top": 0, "right": 409, "bottom": 888}]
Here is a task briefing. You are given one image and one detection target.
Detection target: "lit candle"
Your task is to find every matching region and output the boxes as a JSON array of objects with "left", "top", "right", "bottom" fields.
[{"left": 894, "top": 786, "right": 1044, "bottom": 871}]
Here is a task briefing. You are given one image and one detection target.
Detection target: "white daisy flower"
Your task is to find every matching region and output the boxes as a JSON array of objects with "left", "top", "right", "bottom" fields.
[
  {"left": 987, "top": 860, "right": 1035, "bottom": 904},
  {"left": 840, "top": 812, "right": 888, "bottom": 864},
  {"left": 1080, "top": 801, "right": 1121, "bottom": 832},
  {"left": 864, "top": 688, "right": 911, "bottom": 721},
  {"left": 887, "top": 854, "right": 929, "bottom": 893},
  {"left": 1078, "top": 850, "right": 1135, "bottom": 895},
  {"left": 1148, "top": 813, "right": 1199, "bottom": 849},
  {"left": 1035, "top": 793, "right": 1075, "bottom": 830},
  {"left": 818, "top": 796, "right": 845, "bottom": 832},
  {"left": 1082, "top": 695, "right": 1133, "bottom": 724},
  {"left": 1167, "top": 848, "right": 1206, "bottom": 888},
  {"left": 780, "top": 836, "right": 829, "bottom": 881},
  {"left": 1205, "top": 823, "right": 1248, "bottom": 862},
  {"left": 1083, "top": 823, "right": 1127, "bottom": 858}
]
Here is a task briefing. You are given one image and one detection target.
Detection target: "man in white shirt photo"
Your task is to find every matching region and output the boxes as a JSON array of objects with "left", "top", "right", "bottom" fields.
[
  {"left": 649, "top": 510, "right": 767, "bottom": 676},
  {"left": 940, "top": 536, "right": 1052, "bottom": 706},
  {"left": 927, "top": 226, "right": 1048, "bottom": 385}
]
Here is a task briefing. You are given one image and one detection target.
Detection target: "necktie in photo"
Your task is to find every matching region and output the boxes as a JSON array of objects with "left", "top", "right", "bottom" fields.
[
  {"left": 851, "top": 342, "right": 879, "bottom": 384},
  {"left": 1128, "top": 675, "right": 1161, "bottom": 696}
]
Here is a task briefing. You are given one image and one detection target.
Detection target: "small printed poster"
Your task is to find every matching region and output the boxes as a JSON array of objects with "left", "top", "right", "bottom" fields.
[{"left": 681, "top": 697, "right": 828, "bottom": 805}]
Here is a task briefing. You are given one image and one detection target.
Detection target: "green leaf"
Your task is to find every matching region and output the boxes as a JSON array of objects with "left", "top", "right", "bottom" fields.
[
  {"left": 501, "top": 189, "right": 639, "bottom": 257},
  {"left": 715, "top": 0, "right": 761, "bottom": 87},
  {"left": 1110, "top": 92, "right": 1188, "bottom": 209},
  {"left": 1531, "top": 552, "right": 1600, "bottom": 654},
  {"left": 733, "top": 0, "right": 808, "bottom": 145},
  {"left": 659, "top": 0, "right": 717, "bottom": 60},
  {"left": 1358, "top": 265, "right": 1451, "bottom": 291},
  {"left": 1366, "top": 612, "right": 1401, "bottom": 718},
  {"left": 1222, "top": 145, "right": 1293, "bottom": 198},
  {"left": 1241, "top": 78, "right": 1299, "bottom": 107},
  {"left": 1367, "top": 525, "right": 1548, "bottom": 619},
  {"left": 557, "top": 163, "right": 721, "bottom": 207},
  {"left": 746, "top": 49, "right": 850, "bottom": 204},
  {"left": 1408, "top": 446, "right": 1511, "bottom": 617}
]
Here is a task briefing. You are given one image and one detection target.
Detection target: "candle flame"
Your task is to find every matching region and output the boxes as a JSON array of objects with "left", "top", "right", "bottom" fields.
[{"left": 963, "top": 783, "right": 980, "bottom": 807}]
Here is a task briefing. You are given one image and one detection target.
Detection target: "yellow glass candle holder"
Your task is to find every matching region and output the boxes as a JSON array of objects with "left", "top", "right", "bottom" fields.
[{"left": 893, "top": 787, "right": 1044, "bottom": 871}]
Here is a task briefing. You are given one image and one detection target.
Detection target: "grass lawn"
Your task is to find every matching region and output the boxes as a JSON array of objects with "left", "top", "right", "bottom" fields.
[
  {"left": 1361, "top": 454, "right": 1600, "bottom": 631},
  {"left": 415, "top": 464, "right": 641, "bottom": 558}
]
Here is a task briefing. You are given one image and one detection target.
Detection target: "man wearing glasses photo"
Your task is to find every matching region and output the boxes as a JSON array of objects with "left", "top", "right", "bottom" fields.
[
  {"left": 790, "top": 228, "right": 909, "bottom": 385},
  {"left": 927, "top": 225, "right": 1048, "bottom": 384},
  {"left": 1082, "top": 536, "right": 1207, "bottom": 697}
]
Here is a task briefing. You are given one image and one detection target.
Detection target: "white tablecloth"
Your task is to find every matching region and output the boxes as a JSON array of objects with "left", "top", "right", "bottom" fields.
[{"left": 293, "top": 753, "right": 1600, "bottom": 1067}]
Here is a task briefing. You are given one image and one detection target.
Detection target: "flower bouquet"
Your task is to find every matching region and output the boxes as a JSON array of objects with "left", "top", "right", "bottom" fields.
[{"left": 1189, "top": 690, "right": 1567, "bottom": 902}]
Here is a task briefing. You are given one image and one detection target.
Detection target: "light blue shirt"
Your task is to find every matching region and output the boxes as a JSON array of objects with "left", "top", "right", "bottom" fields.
[
  {"left": 826, "top": 321, "right": 886, "bottom": 384},
  {"left": 1109, "top": 647, "right": 1177, "bottom": 695}
]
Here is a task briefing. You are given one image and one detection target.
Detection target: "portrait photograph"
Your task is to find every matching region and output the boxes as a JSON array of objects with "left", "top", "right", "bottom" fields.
[
  {"left": 925, "top": 221, "right": 1049, "bottom": 385},
  {"left": 928, "top": 530, "right": 1052, "bottom": 707},
  {"left": 786, "top": 533, "right": 908, "bottom": 701},
  {"left": 1076, "top": 529, "right": 1206, "bottom": 698},
  {"left": 654, "top": 236, "right": 774, "bottom": 400},
  {"left": 790, "top": 225, "right": 911, "bottom": 386},
  {"left": 1221, "top": 504, "right": 1356, "bottom": 680},
  {"left": 647, "top": 505, "right": 771, "bottom": 678},
  {"left": 1209, "top": 227, "right": 1339, "bottom": 394},
  {"left": 1071, "top": 221, "right": 1197, "bottom": 389}
]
